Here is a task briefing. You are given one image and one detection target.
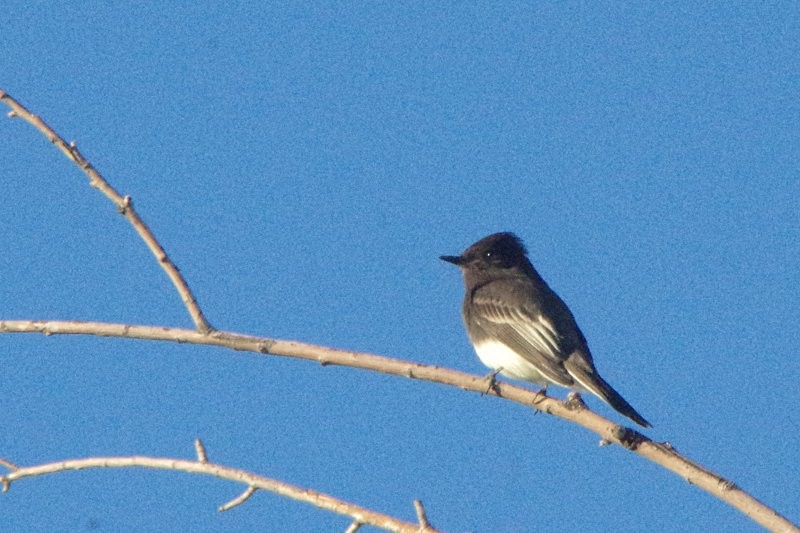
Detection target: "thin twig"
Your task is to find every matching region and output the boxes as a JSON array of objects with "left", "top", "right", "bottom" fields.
[
  {"left": 0, "top": 454, "right": 439, "bottom": 533},
  {"left": 0, "top": 458, "right": 18, "bottom": 470},
  {"left": 194, "top": 439, "right": 208, "bottom": 463},
  {"left": 0, "top": 90, "right": 212, "bottom": 333},
  {"left": 345, "top": 520, "right": 363, "bottom": 533},
  {"left": 0, "top": 320, "right": 796, "bottom": 532},
  {"left": 413, "top": 500, "right": 431, "bottom": 529},
  {"left": 0, "top": 457, "right": 18, "bottom": 492},
  {"left": 219, "top": 486, "right": 256, "bottom": 512}
]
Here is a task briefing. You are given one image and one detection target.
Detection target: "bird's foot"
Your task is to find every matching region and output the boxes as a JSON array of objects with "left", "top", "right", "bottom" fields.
[
  {"left": 532, "top": 385, "right": 549, "bottom": 404},
  {"left": 529, "top": 385, "right": 549, "bottom": 416},
  {"left": 481, "top": 368, "right": 503, "bottom": 396}
]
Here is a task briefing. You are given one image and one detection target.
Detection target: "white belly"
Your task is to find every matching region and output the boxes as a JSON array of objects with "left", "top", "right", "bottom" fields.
[{"left": 473, "top": 339, "right": 550, "bottom": 386}]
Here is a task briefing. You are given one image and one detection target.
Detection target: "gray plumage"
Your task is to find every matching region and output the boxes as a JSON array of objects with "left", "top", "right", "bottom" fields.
[{"left": 441, "top": 232, "right": 650, "bottom": 428}]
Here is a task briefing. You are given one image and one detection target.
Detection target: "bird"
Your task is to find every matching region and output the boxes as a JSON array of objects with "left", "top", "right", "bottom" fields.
[{"left": 440, "top": 232, "right": 651, "bottom": 427}]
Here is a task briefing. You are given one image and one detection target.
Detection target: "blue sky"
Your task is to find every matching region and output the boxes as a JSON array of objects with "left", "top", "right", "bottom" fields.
[{"left": 2, "top": 3, "right": 798, "bottom": 532}]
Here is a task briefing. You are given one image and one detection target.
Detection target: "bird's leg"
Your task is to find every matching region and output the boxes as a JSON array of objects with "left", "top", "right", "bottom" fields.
[
  {"left": 481, "top": 367, "right": 503, "bottom": 396},
  {"left": 532, "top": 384, "right": 549, "bottom": 404},
  {"left": 529, "top": 385, "right": 549, "bottom": 417}
]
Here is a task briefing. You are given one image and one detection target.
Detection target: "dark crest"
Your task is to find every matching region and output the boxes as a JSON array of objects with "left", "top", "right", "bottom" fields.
[{"left": 464, "top": 232, "right": 528, "bottom": 269}]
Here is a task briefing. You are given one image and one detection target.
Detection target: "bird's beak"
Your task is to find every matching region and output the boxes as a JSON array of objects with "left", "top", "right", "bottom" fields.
[{"left": 439, "top": 255, "right": 464, "bottom": 266}]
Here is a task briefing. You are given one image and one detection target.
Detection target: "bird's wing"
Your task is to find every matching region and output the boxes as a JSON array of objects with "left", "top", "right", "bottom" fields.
[{"left": 470, "top": 282, "right": 574, "bottom": 387}]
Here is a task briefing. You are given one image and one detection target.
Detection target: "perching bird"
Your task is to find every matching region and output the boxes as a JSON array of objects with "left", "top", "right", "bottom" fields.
[{"left": 441, "top": 232, "right": 650, "bottom": 427}]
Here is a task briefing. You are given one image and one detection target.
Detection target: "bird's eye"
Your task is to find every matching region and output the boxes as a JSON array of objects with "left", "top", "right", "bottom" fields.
[{"left": 484, "top": 251, "right": 492, "bottom": 258}]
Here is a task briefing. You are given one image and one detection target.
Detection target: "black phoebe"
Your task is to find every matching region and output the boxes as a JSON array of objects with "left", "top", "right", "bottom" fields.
[{"left": 441, "top": 232, "right": 651, "bottom": 427}]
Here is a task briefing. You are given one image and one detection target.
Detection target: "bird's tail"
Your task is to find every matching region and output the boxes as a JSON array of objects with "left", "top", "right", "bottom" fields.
[{"left": 564, "top": 355, "right": 651, "bottom": 428}]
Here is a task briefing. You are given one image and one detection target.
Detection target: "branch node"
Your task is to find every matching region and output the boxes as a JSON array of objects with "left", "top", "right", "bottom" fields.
[
  {"left": 613, "top": 426, "right": 645, "bottom": 451},
  {"left": 258, "top": 340, "right": 274, "bottom": 354},
  {"left": 413, "top": 499, "right": 431, "bottom": 529},
  {"left": 194, "top": 439, "right": 208, "bottom": 463},
  {"left": 7, "top": 110, "right": 17, "bottom": 118},
  {"left": 218, "top": 485, "right": 256, "bottom": 512},
  {"left": 119, "top": 195, "right": 132, "bottom": 215}
]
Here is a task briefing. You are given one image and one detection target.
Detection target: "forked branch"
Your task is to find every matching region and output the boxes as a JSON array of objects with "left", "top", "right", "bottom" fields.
[
  {"left": 0, "top": 90, "right": 211, "bottom": 333},
  {"left": 1, "top": 90, "right": 797, "bottom": 533},
  {"left": 0, "top": 440, "right": 439, "bottom": 533}
]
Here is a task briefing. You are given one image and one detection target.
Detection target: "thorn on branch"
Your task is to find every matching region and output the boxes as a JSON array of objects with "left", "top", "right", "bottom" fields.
[
  {"left": 413, "top": 499, "right": 431, "bottom": 529},
  {"left": 344, "top": 520, "right": 363, "bottom": 533},
  {"left": 194, "top": 439, "right": 208, "bottom": 463},
  {"left": 218, "top": 485, "right": 256, "bottom": 512}
]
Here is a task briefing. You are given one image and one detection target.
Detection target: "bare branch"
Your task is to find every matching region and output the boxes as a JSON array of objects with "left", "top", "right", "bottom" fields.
[
  {"left": 2, "top": 89, "right": 797, "bottom": 533},
  {"left": 0, "top": 452, "right": 439, "bottom": 532},
  {"left": 0, "top": 90, "right": 211, "bottom": 333},
  {"left": 0, "top": 320, "right": 796, "bottom": 532}
]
